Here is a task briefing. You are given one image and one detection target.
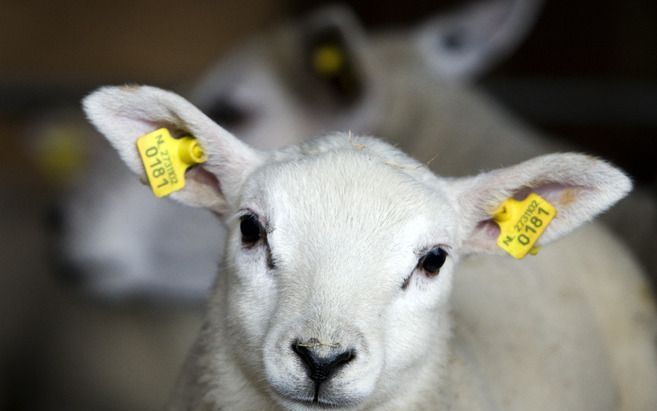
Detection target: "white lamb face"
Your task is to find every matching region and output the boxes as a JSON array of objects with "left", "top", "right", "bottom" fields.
[
  {"left": 224, "top": 151, "right": 459, "bottom": 407},
  {"left": 83, "top": 85, "right": 631, "bottom": 410}
]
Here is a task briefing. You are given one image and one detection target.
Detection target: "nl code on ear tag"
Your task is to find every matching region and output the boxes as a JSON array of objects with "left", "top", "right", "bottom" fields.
[
  {"left": 136, "top": 128, "right": 206, "bottom": 198},
  {"left": 492, "top": 193, "right": 557, "bottom": 259}
]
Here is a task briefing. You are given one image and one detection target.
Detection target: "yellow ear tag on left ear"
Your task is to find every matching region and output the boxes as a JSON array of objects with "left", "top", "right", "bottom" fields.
[
  {"left": 492, "top": 193, "right": 557, "bottom": 259},
  {"left": 136, "top": 128, "right": 207, "bottom": 198}
]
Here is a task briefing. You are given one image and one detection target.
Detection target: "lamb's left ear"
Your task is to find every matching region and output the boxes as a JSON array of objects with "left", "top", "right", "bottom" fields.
[
  {"left": 450, "top": 153, "right": 632, "bottom": 255},
  {"left": 83, "top": 85, "right": 263, "bottom": 214}
]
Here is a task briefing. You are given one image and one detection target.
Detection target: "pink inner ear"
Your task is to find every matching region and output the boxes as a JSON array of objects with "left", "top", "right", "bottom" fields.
[
  {"left": 187, "top": 166, "right": 222, "bottom": 195},
  {"left": 137, "top": 118, "right": 188, "bottom": 138},
  {"left": 462, "top": 218, "right": 502, "bottom": 254},
  {"left": 467, "top": 183, "right": 579, "bottom": 253},
  {"left": 477, "top": 218, "right": 500, "bottom": 239},
  {"left": 513, "top": 183, "right": 588, "bottom": 209}
]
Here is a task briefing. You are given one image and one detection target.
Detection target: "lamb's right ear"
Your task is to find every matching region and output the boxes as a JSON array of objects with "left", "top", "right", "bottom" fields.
[{"left": 83, "top": 85, "right": 264, "bottom": 214}]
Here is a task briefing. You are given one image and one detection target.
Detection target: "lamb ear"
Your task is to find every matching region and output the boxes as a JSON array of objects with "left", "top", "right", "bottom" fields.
[
  {"left": 449, "top": 153, "right": 632, "bottom": 255},
  {"left": 82, "top": 85, "right": 263, "bottom": 214},
  {"left": 415, "top": 0, "right": 544, "bottom": 82}
]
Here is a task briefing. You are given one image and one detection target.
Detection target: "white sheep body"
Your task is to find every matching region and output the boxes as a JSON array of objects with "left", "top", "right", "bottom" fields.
[
  {"left": 83, "top": 81, "right": 657, "bottom": 410},
  {"left": 164, "top": 137, "right": 657, "bottom": 411}
]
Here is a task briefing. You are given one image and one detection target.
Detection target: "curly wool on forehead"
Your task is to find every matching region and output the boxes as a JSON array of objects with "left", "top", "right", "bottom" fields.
[
  {"left": 264, "top": 132, "right": 445, "bottom": 187},
  {"left": 244, "top": 147, "right": 448, "bottom": 229},
  {"left": 241, "top": 150, "right": 452, "bottom": 271}
]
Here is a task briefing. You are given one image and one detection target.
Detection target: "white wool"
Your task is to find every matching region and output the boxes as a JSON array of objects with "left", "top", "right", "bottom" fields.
[{"left": 84, "top": 85, "right": 657, "bottom": 411}]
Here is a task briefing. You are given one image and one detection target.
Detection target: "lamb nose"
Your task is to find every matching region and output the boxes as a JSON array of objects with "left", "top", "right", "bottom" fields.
[{"left": 291, "top": 341, "right": 355, "bottom": 383}]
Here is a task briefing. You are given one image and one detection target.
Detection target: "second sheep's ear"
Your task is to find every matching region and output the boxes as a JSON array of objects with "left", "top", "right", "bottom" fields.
[
  {"left": 448, "top": 153, "right": 632, "bottom": 255},
  {"left": 415, "top": 0, "right": 544, "bottom": 82},
  {"left": 83, "top": 85, "right": 264, "bottom": 214},
  {"left": 298, "top": 6, "right": 372, "bottom": 106}
]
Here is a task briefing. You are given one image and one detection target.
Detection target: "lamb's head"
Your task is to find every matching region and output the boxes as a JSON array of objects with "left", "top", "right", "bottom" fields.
[
  {"left": 83, "top": 86, "right": 631, "bottom": 409},
  {"left": 227, "top": 142, "right": 460, "bottom": 407}
]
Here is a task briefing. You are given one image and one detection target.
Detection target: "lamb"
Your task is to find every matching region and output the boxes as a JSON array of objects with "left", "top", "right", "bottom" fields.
[
  {"left": 83, "top": 85, "right": 657, "bottom": 410},
  {"left": 58, "top": 1, "right": 656, "bottom": 302}
]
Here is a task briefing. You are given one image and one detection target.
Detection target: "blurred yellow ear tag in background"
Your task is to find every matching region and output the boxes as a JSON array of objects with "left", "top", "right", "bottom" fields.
[
  {"left": 492, "top": 193, "right": 557, "bottom": 259},
  {"left": 312, "top": 44, "right": 345, "bottom": 77},
  {"left": 136, "top": 128, "right": 207, "bottom": 197}
]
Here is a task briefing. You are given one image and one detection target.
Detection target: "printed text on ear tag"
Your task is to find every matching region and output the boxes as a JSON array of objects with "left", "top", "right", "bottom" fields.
[
  {"left": 136, "top": 128, "right": 207, "bottom": 198},
  {"left": 492, "top": 193, "right": 557, "bottom": 259}
]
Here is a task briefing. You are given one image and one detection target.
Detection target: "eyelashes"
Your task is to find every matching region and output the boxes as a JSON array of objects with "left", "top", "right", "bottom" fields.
[
  {"left": 240, "top": 213, "right": 264, "bottom": 246},
  {"left": 239, "top": 211, "right": 276, "bottom": 269},
  {"left": 402, "top": 246, "right": 449, "bottom": 290},
  {"left": 239, "top": 210, "right": 448, "bottom": 284},
  {"left": 419, "top": 247, "right": 448, "bottom": 276}
]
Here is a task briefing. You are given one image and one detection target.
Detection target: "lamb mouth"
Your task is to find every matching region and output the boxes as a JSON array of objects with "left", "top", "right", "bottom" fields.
[
  {"left": 293, "top": 398, "right": 350, "bottom": 409},
  {"left": 271, "top": 386, "right": 360, "bottom": 409}
]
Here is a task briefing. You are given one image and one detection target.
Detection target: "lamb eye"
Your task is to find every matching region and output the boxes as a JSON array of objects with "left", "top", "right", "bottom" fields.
[
  {"left": 240, "top": 214, "right": 263, "bottom": 245},
  {"left": 420, "top": 247, "right": 448, "bottom": 276}
]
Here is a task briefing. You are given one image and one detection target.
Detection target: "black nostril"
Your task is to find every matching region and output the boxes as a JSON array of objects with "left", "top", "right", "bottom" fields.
[{"left": 291, "top": 340, "right": 355, "bottom": 384}]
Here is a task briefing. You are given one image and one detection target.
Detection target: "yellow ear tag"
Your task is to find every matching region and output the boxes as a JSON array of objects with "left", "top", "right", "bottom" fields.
[
  {"left": 136, "top": 128, "right": 207, "bottom": 198},
  {"left": 491, "top": 193, "right": 557, "bottom": 259}
]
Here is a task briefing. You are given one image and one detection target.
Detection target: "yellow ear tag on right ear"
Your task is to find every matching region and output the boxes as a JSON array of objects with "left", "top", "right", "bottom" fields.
[
  {"left": 492, "top": 193, "right": 557, "bottom": 259},
  {"left": 136, "top": 128, "right": 207, "bottom": 198}
]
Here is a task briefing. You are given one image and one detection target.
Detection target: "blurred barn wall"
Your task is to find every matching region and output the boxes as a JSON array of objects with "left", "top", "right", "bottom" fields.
[{"left": 0, "top": 0, "right": 281, "bottom": 86}]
